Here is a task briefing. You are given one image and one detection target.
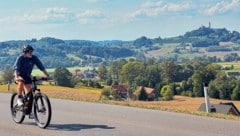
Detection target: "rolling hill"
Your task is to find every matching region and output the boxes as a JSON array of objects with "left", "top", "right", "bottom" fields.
[{"left": 0, "top": 25, "right": 240, "bottom": 70}]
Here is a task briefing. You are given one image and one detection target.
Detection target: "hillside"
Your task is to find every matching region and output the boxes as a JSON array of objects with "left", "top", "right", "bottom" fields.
[{"left": 0, "top": 25, "right": 240, "bottom": 70}]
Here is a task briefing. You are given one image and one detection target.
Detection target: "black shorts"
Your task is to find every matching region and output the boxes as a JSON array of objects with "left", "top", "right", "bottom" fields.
[{"left": 19, "top": 74, "right": 32, "bottom": 84}]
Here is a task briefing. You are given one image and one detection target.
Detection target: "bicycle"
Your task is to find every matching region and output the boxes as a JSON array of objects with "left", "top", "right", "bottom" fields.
[{"left": 10, "top": 76, "right": 52, "bottom": 129}]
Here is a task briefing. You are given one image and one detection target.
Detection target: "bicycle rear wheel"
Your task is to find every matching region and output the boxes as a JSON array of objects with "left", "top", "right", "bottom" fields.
[
  {"left": 10, "top": 93, "right": 25, "bottom": 123},
  {"left": 33, "top": 93, "right": 52, "bottom": 128}
]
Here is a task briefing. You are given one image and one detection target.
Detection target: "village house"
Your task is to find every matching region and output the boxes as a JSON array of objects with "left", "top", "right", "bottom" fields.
[
  {"left": 111, "top": 85, "right": 128, "bottom": 99},
  {"left": 72, "top": 69, "right": 97, "bottom": 79},
  {"left": 198, "top": 102, "right": 240, "bottom": 116},
  {"left": 72, "top": 69, "right": 84, "bottom": 78},
  {"left": 136, "top": 86, "right": 159, "bottom": 101}
]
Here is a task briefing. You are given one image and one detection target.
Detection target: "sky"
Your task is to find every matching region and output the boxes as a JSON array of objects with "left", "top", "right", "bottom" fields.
[{"left": 0, "top": 0, "right": 239, "bottom": 42}]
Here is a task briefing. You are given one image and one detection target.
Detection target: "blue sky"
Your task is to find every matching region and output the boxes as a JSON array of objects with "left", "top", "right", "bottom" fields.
[{"left": 0, "top": 0, "right": 239, "bottom": 41}]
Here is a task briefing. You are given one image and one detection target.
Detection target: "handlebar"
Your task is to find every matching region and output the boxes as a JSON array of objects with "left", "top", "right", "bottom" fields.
[
  {"left": 32, "top": 76, "right": 52, "bottom": 82},
  {"left": 15, "top": 76, "right": 52, "bottom": 83}
]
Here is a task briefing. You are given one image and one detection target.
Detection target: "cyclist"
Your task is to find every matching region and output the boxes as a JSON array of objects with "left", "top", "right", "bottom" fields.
[{"left": 13, "top": 45, "right": 50, "bottom": 106}]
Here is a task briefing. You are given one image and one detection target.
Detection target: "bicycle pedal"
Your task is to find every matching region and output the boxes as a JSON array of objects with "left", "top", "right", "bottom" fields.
[{"left": 29, "top": 113, "right": 34, "bottom": 119}]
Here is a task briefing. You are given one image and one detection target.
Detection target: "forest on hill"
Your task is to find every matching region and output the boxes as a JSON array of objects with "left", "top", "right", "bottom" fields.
[{"left": 0, "top": 25, "right": 240, "bottom": 70}]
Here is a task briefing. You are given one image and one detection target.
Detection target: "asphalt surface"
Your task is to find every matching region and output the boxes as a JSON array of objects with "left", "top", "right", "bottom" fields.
[{"left": 0, "top": 93, "right": 240, "bottom": 136}]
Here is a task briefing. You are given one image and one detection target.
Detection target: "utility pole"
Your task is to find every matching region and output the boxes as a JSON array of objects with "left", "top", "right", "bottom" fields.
[{"left": 203, "top": 83, "right": 211, "bottom": 113}]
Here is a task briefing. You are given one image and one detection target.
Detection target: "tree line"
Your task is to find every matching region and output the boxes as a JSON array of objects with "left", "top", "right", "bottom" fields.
[
  {"left": 98, "top": 59, "right": 240, "bottom": 100},
  {"left": 1, "top": 58, "right": 240, "bottom": 101},
  {"left": 39, "top": 58, "right": 240, "bottom": 101}
]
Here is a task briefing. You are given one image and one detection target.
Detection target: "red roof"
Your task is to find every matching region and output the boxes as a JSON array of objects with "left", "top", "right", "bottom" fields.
[{"left": 112, "top": 85, "right": 128, "bottom": 93}]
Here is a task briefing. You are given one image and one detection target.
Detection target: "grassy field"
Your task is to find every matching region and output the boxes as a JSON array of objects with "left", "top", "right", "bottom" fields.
[
  {"left": 1, "top": 84, "right": 240, "bottom": 120},
  {"left": 145, "top": 42, "right": 240, "bottom": 61},
  {"left": 216, "top": 62, "right": 240, "bottom": 70},
  {"left": 145, "top": 43, "right": 178, "bottom": 58},
  {"left": 32, "top": 66, "right": 95, "bottom": 76}
]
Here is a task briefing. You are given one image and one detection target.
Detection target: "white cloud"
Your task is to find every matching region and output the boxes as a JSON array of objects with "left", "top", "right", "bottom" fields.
[
  {"left": 76, "top": 9, "right": 105, "bottom": 24},
  {"left": 77, "top": 9, "right": 104, "bottom": 18},
  {"left": 0, "top": 7, "right": 106, "bottom": 25},
  {"left": 203, "top": 0, "right": 240, "bottom": 16},
  {"left": 6, "top": 7, "right": 76, "bottom": 24},
  {"left": 127, "top": 1, "right": 192, "bottom": 19},
  {"left": 32, "top": 7, "right": 74, "bottom": 23}
]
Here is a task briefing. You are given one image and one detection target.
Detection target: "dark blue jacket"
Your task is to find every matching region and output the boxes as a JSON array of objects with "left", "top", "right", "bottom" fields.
[{"left": 13, "top": 55, "right": 45, "bottom": 76}]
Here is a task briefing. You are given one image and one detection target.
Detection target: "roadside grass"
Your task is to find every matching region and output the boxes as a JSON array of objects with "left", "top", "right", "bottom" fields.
[
  {"left": 1, "top": 84, "right": 240, "bottom": 121},
  {"left": 0, "top": 84, "right": 101, "bottom": 102}
]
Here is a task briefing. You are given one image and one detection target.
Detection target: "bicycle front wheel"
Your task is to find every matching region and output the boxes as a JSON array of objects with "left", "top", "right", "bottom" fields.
[
  {"left": 33, "top": 93, "right": 52, "bottom": 128},
  {"left": 10, "top": 93, "right": 25, "bottom": 123}
]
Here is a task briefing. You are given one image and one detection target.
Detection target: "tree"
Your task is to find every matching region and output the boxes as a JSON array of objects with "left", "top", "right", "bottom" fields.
[
  {"left": 133, "top": 36, "right": 153, "bottom": 47},
  {"left": 160, "top": 61, "right": 177, "bottom": 83},
  {"left": 216, "top": 76, "right": 235, "bottom": 100},
  {"left": 1, "top": 67, "right": 14, "bottom": 83},
  {"left": 120, "top": 61, "right": 144, "bottom": 86},
  {"left": 145, "top": 64, "right": 161, "bottom": 88},
  {"left": 106, "top": 72, "right": 113, "bottom": 85},
  {"left": 98, "top": 65, "right": 108, "bottom": 81},
  {"left": 231, "top": 81, "right": 240, "bottom": 100},
  {"left": 218, "top": 85, "right": 231, "bottom": 100},
  {"left": 191, "top": 63, "right": 219, "bottom": 97},
  {"left": 53, "top": 67, "right": 74, "bottom": 87},
  {"left": 181, "top": 80, "right": 188, "bottom": 90},
  {"left": 208, "top": 81, "right": 219, "bottom": 99},
  {"left": 223, "top": 53, "right": 239, "bottom": 62},
  {"left": 109, "top": 59, "right": 127, "bottom": 83},
  {"left": 192, "top": 71, "right": 203, "bottom": 97}
]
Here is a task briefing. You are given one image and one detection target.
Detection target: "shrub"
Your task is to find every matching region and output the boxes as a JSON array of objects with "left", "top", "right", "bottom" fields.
[
  {"left": 53, "top": 67, "right": 74, "bottom": 87},
  {"left": 160, "top": 85, "right": 174, "bottom": 101},
  {"left": 181, "top": 91, "right": 193, "bottom": 97},
  {"left": 100, "top": 88, "right": 121, "bottom": 100}
]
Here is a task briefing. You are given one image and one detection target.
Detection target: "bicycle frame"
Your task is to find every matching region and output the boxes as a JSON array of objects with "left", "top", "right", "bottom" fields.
[{"left": 22, "top": 77, "right": 44, "bottom": 115}]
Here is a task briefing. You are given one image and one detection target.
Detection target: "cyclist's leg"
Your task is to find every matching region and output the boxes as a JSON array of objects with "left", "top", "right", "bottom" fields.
[
  {"left": 17, "top": 75, "right": 32, "bottom": 106},
  {"left": 22, "top": 75, "right": 33, "bottom": 114},
  {"left": 23, "top": 83, "right": 32, "bottom": 114},
  {"left": 16, "top": 81, "right": 24, "bottom": 106},
  {"left": 23, "top": 84, "right": 32, "bottom": 93},
  {"left": 22, "top": 75, "right": 32, "bottom": 93},
  {"left": 17, "top": 81, "right": 24, "bottom": 96}
]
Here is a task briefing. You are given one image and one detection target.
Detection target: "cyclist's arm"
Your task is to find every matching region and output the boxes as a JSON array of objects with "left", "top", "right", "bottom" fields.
[
  {"left": 33, "top": 55, "right": 49, "bottom": 77},
  {"left": 42, "top": 69, "right": 50, "bottom": 78},
  {"left": 13, "top": 56, "right": 24, "bottom": 81},
  {"left": 13, "top": 56, "right": 21, "bottom": 76}
]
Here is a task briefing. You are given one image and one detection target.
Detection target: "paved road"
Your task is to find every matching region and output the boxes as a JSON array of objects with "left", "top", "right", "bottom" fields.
[{"left": 0, "top": 93, "right": 240, "bottom": 136}]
